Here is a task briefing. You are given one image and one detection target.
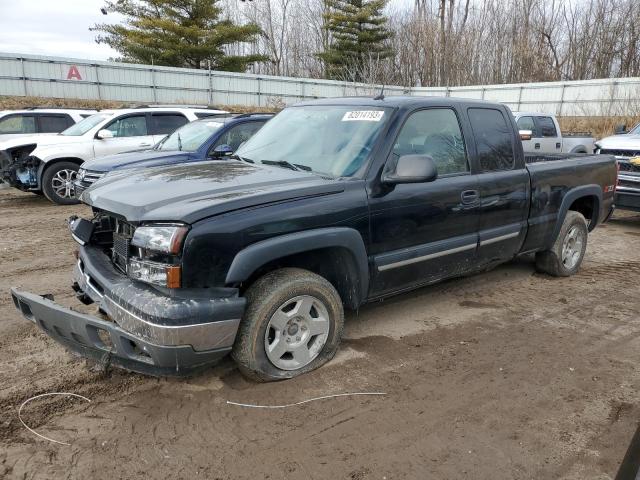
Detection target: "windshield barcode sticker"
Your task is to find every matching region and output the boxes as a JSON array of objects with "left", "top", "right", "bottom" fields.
[{"left": 342, "top": 111, "right": 384, "bottom": 122}]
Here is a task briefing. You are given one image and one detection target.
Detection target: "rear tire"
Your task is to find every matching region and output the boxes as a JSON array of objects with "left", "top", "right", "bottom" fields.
[
  {"left": 535, "top": 211, "right": 588, "bottom": 277},
  {"left": 232, "top": 268, "right": 344, "bottom": 382},
  {"left": 42, "top": 161, "right": 80, "bottom": 205}
]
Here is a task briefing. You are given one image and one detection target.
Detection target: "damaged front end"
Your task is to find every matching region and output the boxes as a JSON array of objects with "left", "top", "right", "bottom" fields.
[
  {"left": 0, "top": 144, "right": 41, "bottom": 191},
  {"left": 11, "top": 212, "right": 246, "bottom": 376}
]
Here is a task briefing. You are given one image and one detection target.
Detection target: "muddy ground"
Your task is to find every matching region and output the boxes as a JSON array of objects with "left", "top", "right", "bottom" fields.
[{"left": 1, "top": 186, "right": 639, "bottom": 479}]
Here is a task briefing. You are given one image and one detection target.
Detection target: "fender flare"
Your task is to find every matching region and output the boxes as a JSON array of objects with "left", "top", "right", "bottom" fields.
[
  {"left": 548, "top": 184, "right": 602, "bottom": 248},
  {"left": 225, "top": 227, "right": 370, "bottom": 303}
]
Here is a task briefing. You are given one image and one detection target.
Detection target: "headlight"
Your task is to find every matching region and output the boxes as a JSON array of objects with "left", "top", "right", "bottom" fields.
[
  {"left": 77, "top": 168, "right": 86, "bottom": 181},
  {"left": 128, "top": 258, "right": 181, "bottom": 288},
  {"left": 131, "top": 225, "right": 188, "bottom": 254}
]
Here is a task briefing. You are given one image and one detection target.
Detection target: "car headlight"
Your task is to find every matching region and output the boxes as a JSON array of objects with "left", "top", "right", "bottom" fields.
[
  {"left": 128, "top": 257, "right": 181, "bottom": 288},
  {"left": 131, "top": 225, "right": 188, "bottom": 254},
  {"left": 77, "top": 168, "right": 86, "bottom": 181}
]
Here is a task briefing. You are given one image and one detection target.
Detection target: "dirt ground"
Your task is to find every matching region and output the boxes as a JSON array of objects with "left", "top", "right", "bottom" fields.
[{"left": 1, "top": 186, "right": 639, "bottom": 480}]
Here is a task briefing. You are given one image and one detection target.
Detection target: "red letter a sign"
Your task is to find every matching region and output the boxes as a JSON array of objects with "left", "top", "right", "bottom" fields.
[{"left": 67, "top": 65, "right": 82, "bottom": 80}]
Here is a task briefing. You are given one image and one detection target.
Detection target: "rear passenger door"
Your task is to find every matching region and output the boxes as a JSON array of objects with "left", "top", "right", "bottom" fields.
[
  {"left": 534, "top": 116, "right": 561, "bottom": 153},
  {"left": 149, "top": 113, "right": 188, "bottom": 144},
  {"left": 93, "top": 113, "right": 154, "bottom": 157},
  {"left": 468, "top": 108, "right": 529, "bottom": 266},
  {"left": 37, "top": 114, "right": 74, "bottom": 133},
  {"left": 368, "top": 107, "right": 480, "bottom": 296}
]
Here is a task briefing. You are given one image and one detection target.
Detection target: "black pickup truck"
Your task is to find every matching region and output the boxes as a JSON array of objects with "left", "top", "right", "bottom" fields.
[{"left": 11, "top": 97, "right": 617, "bottom": 381}]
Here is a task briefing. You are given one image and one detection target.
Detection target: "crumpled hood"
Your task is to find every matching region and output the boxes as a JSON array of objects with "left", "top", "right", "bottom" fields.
[
  {"left": 82, "top": 160, "right": 344, "bottom": 223},
  {"left": 597, "top": 134, "right": 640, "bottom": 152},
  {"left": 0, "top": 133, "right": 82, "bottom": 151},
  {"left": 82, "top": 149, "right": 193, "bottom": 172}
]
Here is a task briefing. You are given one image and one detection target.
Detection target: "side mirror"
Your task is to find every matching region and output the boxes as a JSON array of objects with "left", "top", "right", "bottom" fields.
[
  {"left": 97, "top": 129, "right": 114, "bottom": 140},
  {"left": 519, "top": 129, "right": 533, "bottom": 141},
  {"left": 382, "top": 154, "right": 438, "bottom": 184},
  {"left": 210, "top": 144, "right": 233, "bottom": 157},
  {"left": 614, "top": 124, "right": 627, "bottom": 135}
]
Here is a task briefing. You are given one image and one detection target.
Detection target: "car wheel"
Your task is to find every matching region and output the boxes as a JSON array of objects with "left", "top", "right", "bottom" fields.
[
  {"left": 232, "top": 267, "right": 344, "bottom": 382},
  {"left": 535, "top": 211, "right": 588, "bottom": 277},
  {"left": 42, "top": 161, "right": 80, "bottom": 205}
]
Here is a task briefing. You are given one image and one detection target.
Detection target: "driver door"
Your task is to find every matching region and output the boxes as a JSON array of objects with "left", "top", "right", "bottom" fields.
[
  {"left": 368, "top": 108, "right": 480, "bottom": 296},
  {"left": 93, "top": 113, "right": 154, "bottom": 158}
]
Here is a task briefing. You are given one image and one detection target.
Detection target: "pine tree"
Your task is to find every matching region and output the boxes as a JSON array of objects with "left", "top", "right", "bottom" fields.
[
  {"left": 319, "top": 0, "right": 393, "bottom": 82},
  {"left": 92, "top": 0, "right": 267, "bottom": 71}
]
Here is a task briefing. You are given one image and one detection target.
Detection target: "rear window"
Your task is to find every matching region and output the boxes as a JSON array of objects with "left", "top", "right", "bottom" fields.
[
  {"left": 151, "top": 114, "right": 188, "bottom": 135},
  {"left": 39, "top": 114, "right": 72, "bottom": 133},
  {"left": 468, "top": 108, "right": 515, "bottom": 171},
  {"left": 0, "top": 115, "right": 36, "bottom": 134},
  {"left": 537, "top": 116, "right": 558, "bottom": 137}
]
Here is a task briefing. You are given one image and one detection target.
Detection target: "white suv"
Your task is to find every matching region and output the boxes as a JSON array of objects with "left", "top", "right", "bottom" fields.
[
  {"left": 0, "top": 106, "right": 227, "bottom": 204},
  {"left": 0, "top": 109, "right": 96, "bottom": 140}
]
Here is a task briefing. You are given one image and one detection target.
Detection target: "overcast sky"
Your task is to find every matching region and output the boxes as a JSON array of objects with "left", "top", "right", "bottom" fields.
[
  {"left": 0, "top": 0, "right": 411, "bottom": 61},
  {"left": 0, "top": 0, "right": 121, "bottom": 60}
]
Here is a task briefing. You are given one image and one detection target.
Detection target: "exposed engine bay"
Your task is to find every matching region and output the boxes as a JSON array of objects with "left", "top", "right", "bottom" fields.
[{"left": 0, "top": 144, "right": 40, "bottom": 190}]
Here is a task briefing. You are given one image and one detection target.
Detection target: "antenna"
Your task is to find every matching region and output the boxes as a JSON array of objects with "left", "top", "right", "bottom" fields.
[{"left": 374, "top": 84, "right": 385, "bottom": 100}]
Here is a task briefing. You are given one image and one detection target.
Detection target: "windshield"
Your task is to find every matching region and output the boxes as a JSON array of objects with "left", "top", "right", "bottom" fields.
[
  {"left": 61, "top": 113, "right": 112, "bottom": 136},
  {"left": 630, "top": 124, "right": 640, "bottom": 135},
  {"left": 235, "top": 105, "right": 390, "bottom": 176},
  {"left": 156, "top": 120, "right": 224, "bottom": 152}
]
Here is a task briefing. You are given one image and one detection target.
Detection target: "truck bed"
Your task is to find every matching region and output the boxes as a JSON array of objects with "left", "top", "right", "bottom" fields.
[{"left": 521, "top": 153, "right": 617, "bottom": 251}]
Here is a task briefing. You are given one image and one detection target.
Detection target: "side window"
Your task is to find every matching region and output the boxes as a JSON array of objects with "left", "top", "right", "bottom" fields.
[
  {"left": 0, "top": 115, "right": 36, "bottom": 134},
  {"left": 151, "top": 113, "right": 188, "bottom": 135},
  {"left": 391, "top": 109, "right": 468, "bottom": 175},
  {"left": 468, "top": 108, "right": 515, "bottom": 172},
  {"left": 516, "top": 116, "right": 537, "bottom": 136},
  {"left": 213, "top": 122, "right": 264, "bottom": 152},
  {"left": 104, "top": 115, "right": 148, "bottom": 138},
  {"left": 39, "top": 114, "right": 73, "bottom": 133},
  {"left": 537, "top": 116, "right": 558, "bottom": 137}
]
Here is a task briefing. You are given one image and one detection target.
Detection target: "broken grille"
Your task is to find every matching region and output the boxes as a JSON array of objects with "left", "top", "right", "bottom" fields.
[{"left": 111, "top": 219, "right": 135, "bottom": 273}]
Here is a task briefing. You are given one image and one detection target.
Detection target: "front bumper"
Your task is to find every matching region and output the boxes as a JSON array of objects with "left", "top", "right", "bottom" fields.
[{"left": 12, "top": 245, "right": 246, "bottom": 376}]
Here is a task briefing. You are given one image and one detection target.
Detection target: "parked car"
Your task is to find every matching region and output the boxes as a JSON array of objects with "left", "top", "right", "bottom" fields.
[
  {"left": 11, "top": 97, "right": 616, "bottom": 381},
  {"left": 0, "top": 106, "right": 227, "bottom": 204},
  {"left": 0, "top": 108, "right": 96, "bottom": 140},
  {"left": 73, "top": 113, "right": 272, "bottom": 197},
  {"left": 595, "top": 123, "right": 640, "bottom": 211},
  {"left": 513, "top": 112, "right": 595, "bottom": 154}
]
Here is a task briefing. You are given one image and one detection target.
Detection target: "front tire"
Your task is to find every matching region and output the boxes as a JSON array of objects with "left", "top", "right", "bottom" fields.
[
  {"left": 535, "top": 211, "right": 588, "bottom": 277},
  {"left": 232, "top": 268, "right": 344, "bottom": 382},
  {"left": 42, "top": 161, "right": 80, "bottom": 205}
]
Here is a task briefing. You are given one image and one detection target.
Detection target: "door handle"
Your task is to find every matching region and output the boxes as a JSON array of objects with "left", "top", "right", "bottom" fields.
[
  {"left": 461, "top": 190, "right": 479, "bottom": 205},
  {"left": 535, "top": 143, "right": 541, "bottom": 149},
  {"left": 556, "top": 142, "right": 561, "bottom": 149}
]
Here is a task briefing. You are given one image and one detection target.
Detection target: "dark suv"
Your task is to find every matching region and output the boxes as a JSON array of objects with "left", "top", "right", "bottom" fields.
[{"left": 74, "top": 113, "right": 272, "bottom": 196}]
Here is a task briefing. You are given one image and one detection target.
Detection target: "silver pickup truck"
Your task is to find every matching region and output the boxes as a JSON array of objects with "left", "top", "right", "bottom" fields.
[
  {"left": 596, "top": 123, "right": 640, "bottom": 211},
  {"left": 514, "top": 112, "right": 595, "bottom": 154}
]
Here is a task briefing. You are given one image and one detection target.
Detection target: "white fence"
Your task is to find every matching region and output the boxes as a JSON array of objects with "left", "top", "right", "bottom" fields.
[{"left": 1, "top": 52, "right": 639, "bottom": 116}]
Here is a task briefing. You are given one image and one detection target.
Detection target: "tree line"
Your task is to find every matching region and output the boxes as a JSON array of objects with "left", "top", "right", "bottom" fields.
[{"left": 95, "top": 0, "right": 640, "bottom": 87}]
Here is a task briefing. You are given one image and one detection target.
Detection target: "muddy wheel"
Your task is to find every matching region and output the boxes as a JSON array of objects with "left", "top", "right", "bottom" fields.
[
  {"left": 535, "top": 211, "right": 588, "bottom": 277},
  {"left": 42, "top": 161, "right": 80, "bottom": 205},
  {"left": 232, "top": 268, "right": 344, "bottom": 382}
]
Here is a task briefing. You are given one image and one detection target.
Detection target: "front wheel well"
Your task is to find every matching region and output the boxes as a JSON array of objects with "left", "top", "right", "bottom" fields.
[
  {"left": 39, "top": 157, "right": 84, "bottom": 182},
  {"left": 238, "top": 247, "right": 363, "bottom": 310}
]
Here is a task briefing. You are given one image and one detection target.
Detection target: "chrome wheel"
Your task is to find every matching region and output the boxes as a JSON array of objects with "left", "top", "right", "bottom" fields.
[
  {"left": 51, "top": 169, "right": 77, "bottom": 199},
  {"left": 264, "top": 295, "right": 330, "bottom": 371},
  {"left": 561, "top": 225, "right": 584, "bottom": 269}
]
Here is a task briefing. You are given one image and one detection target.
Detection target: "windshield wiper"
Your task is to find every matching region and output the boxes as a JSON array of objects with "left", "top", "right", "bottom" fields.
[
  {"left": 261, "top": 160, "right": 312, "bottom": 172},
  {"left": 230, "top": 153, "right": 254, "bottom": 163},
  {"left": 177, "top": 133, "right": 182, "bottom": 151}
]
